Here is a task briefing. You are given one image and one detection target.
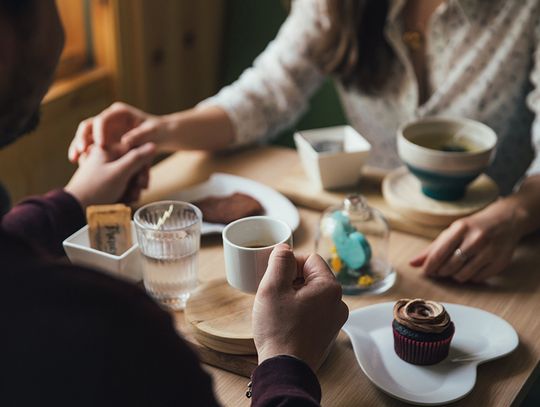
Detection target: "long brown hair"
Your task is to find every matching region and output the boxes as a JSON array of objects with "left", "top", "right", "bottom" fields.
[{"left": 319, "top": 0, "right": 393, "bottom": 95}]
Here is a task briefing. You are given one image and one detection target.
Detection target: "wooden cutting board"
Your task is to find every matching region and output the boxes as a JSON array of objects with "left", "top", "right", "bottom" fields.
[
  {"left": 185, "top": 279, "right": 256, "bottom": 356},
  {"left": 277, "top": 163, "right": 445, "bottom": 239}
]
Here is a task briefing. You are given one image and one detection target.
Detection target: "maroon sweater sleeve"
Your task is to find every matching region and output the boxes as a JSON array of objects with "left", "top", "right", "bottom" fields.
[
  {"left": 251, "top": 355, "right": 321, "bottom": 406},
  {"left": 1, "top": 188, "right": 85, "bottom": 257}
]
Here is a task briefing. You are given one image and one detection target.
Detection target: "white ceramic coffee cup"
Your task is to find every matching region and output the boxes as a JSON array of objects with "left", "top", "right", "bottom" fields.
[{"left": 222, "top": 216, "right": 293, "bottom": 293}]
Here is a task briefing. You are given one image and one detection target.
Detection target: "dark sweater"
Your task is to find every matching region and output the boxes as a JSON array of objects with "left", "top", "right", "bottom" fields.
[{"left": 0, "top": 189, "right": 321, "bottom": 406}]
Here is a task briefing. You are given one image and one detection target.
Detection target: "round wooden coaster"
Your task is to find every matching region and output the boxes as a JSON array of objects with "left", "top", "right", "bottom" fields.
[
  {"left": 382, "top": 167, "right": 499, "bottom": 227},
  {"left": 185, "top": 279, "right": 256, "bottom": 355}
]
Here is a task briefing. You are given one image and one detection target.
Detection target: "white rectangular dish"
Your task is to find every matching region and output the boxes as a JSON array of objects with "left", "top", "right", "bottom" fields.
[
  {"left": 294, "top": 125, "right": 371, "bottom": 190},
  {"left": 63, "top": 221, "right": 142, "bottom": 282}
]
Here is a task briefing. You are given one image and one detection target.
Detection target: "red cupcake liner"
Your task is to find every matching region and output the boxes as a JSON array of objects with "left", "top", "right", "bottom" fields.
[{"left": 392, "top": 326, "right": 454, "bottom": 365}]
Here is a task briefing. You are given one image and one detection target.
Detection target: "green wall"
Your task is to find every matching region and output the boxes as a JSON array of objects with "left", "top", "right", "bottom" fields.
[{"left": 219, "top": 0, "right": 346, "bottom": 147}]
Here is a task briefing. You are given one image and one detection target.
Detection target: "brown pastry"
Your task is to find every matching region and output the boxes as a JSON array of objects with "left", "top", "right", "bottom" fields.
[{"left": 193, "top": 193, "right": 264, "bottom": 224}]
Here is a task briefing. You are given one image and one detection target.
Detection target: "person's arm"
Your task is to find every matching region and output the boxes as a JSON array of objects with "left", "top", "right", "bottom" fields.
[
  {"left": 1, "top": 189, "right": 86, "bottom": 257},
  {"left": 2, "top": 143, "right": 155, "bottom": 257},
  {"left": 251, "top": 245, "right": 349, "bottom": 406},
  {"left": 68, "top": 0, "right": 327, "bottom": 162},
  {"left": 409, "top": 20, "right": 540, "bottom": 283}
]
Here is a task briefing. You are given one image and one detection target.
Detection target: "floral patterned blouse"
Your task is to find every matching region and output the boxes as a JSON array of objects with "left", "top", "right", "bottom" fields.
[{"left": 200, "top": 0, "right": 540, "bottom": 194}]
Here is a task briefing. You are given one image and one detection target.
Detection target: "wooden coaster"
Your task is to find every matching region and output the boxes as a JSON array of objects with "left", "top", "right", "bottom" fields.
[
  {"left": 382, "top": 167, "right": 499, "bottom": 227},
  {"left": 185, "top": 279, "right": 256, "bottom": 355}
]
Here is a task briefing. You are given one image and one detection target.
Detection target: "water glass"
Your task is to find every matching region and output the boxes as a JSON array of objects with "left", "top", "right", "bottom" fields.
[{"left": 134, "top": 201, "right": 202, "bottom": 310}]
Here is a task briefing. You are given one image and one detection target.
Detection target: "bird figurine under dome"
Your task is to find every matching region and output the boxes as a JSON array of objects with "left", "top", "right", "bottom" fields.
[{"left": 316, "top": 194, "right": 395, "bottom": 295}]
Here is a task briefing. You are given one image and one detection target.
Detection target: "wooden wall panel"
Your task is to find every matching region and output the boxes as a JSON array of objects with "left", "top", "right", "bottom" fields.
[
  {"left": 110, "top": 0, "right": 226, "bottom": 113},
  {"left": 0, "top": 70, "right": 114, "bottom": 203}
]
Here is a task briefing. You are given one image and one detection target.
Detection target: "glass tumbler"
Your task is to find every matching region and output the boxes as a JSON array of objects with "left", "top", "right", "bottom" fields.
[{"left": 134, "top": 201, "right": 202, "bottom": 311}]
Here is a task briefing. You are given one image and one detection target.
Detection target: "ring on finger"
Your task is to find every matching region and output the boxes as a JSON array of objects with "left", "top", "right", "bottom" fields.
[{"left": 453, "top": 247, "right": 470, "bottom": 263}]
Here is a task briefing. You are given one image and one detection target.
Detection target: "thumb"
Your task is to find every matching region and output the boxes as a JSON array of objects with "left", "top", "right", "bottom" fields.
[
  {"left": 259, "top": 244, "right": 298, "bottom": 292},
  {"left": 112, "top": 142, "right": 156, "bottom": 178}
]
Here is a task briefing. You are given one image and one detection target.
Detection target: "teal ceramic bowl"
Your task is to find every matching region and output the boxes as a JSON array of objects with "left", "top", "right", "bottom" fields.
[{"left": 397, "top": 117, "right": 497, "bottom": 201}]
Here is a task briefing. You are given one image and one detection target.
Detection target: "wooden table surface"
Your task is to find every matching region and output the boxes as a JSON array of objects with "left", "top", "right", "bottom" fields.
[{"left": 141, "top": 147, "right": 540, "bottom": 407}]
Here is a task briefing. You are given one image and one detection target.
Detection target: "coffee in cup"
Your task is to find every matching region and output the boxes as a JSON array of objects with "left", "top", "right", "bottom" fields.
[{"left": 222, "top": 216, "right": 293, "bottom": 293}]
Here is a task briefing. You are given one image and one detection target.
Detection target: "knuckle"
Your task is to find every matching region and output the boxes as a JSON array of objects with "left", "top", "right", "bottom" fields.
[
  {"left": 77, "top": 119, "right": 91, "bottom": 131},
  {"left": 339, "top": 301, "right": 349, "bottom": 321},
  {"left": 326, "top": 280, "right": 343, "bottom": 301},
  {"left": 111, "top": 101, "right": 127, "bottom": 110},
  {"left": 452, "top": 219, "right": 468, "bottom": 233}
]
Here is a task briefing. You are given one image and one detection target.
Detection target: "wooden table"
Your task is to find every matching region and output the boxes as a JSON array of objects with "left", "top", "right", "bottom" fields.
[{"left": 141, "top": 147, "right": 540, "bottom": 407}]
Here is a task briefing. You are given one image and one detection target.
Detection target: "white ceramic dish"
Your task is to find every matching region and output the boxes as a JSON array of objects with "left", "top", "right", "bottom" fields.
[
  {"left": 397, "top": 116, "right": 497, "bottom": 175},
  {"left": 294, "top": 125, "right": 371, "bottom": 190},
  {"left": 342, "top": 302, "right": 518, "bottom": 405},
  {"left": 63, "top": 221, "right": 142, "bottom": 282},
  {"left": 170, "top": 173, "right": 300, "bottom": 235}
]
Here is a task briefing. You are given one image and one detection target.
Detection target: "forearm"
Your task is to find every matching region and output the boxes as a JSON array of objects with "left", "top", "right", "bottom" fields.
[
  {"left": 1, "top": 189, "right": 85, "bottom": 257},
  {"left": 504, "top": 174, "right": 540, "bottom": 237},
  {"left": 159, "top": 106, "right": 236, "bottom": 151}
]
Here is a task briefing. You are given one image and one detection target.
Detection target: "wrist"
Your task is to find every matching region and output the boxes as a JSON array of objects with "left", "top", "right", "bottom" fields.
[
  {"left": 159, "top": 111, "right": 191, "bottom": 151},
  {"left": 496, "top": 196, "right": 530, "bottom": 239},
  {"left": 64, "top": 183, "right": 90, "bottom": 211},
  {"left": 257, "top": 344, "right": 314, "bottom": 372}
]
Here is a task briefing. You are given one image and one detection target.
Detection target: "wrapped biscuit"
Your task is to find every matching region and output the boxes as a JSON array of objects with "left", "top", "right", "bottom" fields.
[{"left": 87, "top": 204, "right": 132, "bottom": 255}]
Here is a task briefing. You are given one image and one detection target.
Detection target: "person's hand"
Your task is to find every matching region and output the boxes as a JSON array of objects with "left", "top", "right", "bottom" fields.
[
  {"left": 68, "top": 102, "right": 166, "bottom": 163},
  {"left": 410, "top": 199, "right": 526, "bottom": 283},
  {"left": 252, "top": 244, "right": 349, "bottom": 372},
  {"left": 65, "top": 142, "right": 156, "bottom": 209}
]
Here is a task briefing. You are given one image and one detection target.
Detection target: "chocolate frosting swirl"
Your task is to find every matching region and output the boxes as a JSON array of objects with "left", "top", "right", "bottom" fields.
[{"left": 393, "top": 299, "right": 451, "bottom": 333}]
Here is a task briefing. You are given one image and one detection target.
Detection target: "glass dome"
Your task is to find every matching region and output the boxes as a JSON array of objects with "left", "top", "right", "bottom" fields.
[{"left": 316, "top": 194, "right": 395, "bottom": 295}]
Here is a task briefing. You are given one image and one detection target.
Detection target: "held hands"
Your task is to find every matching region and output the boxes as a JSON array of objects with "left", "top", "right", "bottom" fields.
[
  {"left": 68, "top": 102, "right": 166, "bottom": 163},
  {"left": 253, "top": 244, "right": 349, "bottom": 372},
  {"left": 65, "top": 143, "right": 156, "bottom": 209},
  {"left": 410, "top": 199, "right": 525, "bottom": 283}
]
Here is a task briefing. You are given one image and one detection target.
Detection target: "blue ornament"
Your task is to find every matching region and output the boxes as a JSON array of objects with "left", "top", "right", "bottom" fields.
[{"left": 331, "top": 211, "right": 372, "bottom": 269}]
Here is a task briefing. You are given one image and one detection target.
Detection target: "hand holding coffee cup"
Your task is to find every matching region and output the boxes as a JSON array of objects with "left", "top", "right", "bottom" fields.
[
  {"left": 252, "top": 245, "right": 349, "bottom": 372},
  {"left": 222, "top": 216, "right": 293, "bottom": 293}
]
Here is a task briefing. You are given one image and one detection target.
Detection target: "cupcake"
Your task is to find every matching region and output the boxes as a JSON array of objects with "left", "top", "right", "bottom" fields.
[{"left": 392, "top": 298, "right": 455, "bottom": 365}]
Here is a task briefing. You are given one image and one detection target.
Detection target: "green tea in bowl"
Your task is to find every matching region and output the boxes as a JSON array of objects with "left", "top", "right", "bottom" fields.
[
  {"left": 397, "top": 117, "right": 497, "bottom": 201},
  {"left": 411, "top": 133, "right": 482, "bottom": 153}
]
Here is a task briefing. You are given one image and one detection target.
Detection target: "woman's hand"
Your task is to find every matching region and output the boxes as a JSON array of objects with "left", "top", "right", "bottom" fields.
[
  {"left": 252, "top": 244, "right": 349, "bottom": 372},
  {"left": 65, "top": 142, "right": 156, "bottom": 209},
  {"left": 68, "top": 102, "right": 166, "bottom": 163},
  {"left": 410, "top": 199, "right": 527, "bottom": 283},
  {"left": 69, "top": 103, "right": 236, "bottom": 162}
]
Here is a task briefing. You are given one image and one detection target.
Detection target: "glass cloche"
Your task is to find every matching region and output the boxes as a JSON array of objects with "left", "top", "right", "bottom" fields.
[{"left": 316, "top": 195, "right": 395, "bottom": 295}]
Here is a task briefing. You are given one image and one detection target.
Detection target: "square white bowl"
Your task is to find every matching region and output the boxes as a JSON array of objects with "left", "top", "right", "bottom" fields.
[
  {"left": 294, "top": 125, "right": 371, "bottom": 189},
  {"left": 62, "top": 221, "right": 142, "bottom": 282}
]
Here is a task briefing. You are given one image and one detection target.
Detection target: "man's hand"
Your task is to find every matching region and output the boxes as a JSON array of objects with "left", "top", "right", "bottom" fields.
[
  {"left": 252, "top": 244, "right": 349, "bottom": 372},
  {"left": 65, "top": 142, "right": 156, "bottom": 209}
]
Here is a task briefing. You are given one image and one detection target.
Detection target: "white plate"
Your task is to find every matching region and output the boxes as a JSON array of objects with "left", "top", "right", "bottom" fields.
[
  {"left": 170, "top": 173, "right": 300, "bottom": 235},
  {"left": 342, "top": 302, "right": 519, "bottom": 405}
]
